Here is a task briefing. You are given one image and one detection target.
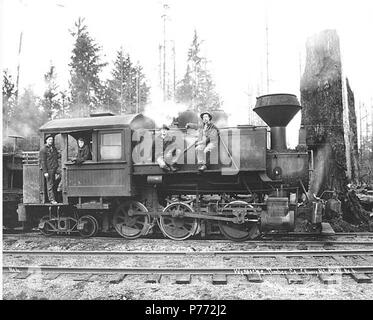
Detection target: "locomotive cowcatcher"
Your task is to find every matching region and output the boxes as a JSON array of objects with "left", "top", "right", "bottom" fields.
[{"left": 17, "top": 93, "right": 331, "bottom": 241}]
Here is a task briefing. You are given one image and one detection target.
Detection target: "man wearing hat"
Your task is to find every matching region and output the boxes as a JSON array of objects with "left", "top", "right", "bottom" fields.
[
  {"left": 154, "top": 124, "right": 181, "bottom": 172},
  {"left": 186, "top": 111, "right": 219, "bottom": 172},
  {"left": 39, "top": 134, "right": 60, "bottom": 204}
]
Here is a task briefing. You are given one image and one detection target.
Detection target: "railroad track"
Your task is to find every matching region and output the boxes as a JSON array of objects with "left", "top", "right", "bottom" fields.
[
  {"left": 3, "top": 231, "right": 373, "bottom": 240},
  {"left": 3, "top": 265, "right": 373, "bottom": 285},
  {"left": 3, "top": 265, "right": 373, "bottom": 275},
  {"left": 3, "top": 248, "right": 373, "bottom": 257},
  {"left": 4, "top": 248, "right": 373, "bottom": 284}
]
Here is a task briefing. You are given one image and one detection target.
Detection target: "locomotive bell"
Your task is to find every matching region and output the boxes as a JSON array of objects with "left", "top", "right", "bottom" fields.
[{"left": 254, "top": 93, "right": 301, "bottom": 151}]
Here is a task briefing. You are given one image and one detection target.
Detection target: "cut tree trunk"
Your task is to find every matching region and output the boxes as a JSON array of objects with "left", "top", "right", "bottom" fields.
[
  {"left": 300, "top": 29, "right": 370, "bottom": 227},
  {"left": 347, "top": 79, "right": 360, "bottom": 183}
]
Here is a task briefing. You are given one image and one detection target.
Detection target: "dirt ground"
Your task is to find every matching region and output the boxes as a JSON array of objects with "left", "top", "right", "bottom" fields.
[
  {"left": 2, "top": 235, "right": 373, "bottom": 300},
  {"left": 3, "top": 272, "right": 373, "bottom": 300}
]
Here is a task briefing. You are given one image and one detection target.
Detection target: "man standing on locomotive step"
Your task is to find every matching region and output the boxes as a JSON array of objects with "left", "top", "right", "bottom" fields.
[
  {"left": 186, "top": 111, "right": 219, "bottom": 172},
  {"left": 39, "top": 135, "right": 60, "bottom": 204}
]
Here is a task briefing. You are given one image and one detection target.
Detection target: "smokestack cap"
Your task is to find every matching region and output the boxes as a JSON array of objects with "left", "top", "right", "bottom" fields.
[{"left": 254, "top": 93, "right": 301, "bottom": 127}]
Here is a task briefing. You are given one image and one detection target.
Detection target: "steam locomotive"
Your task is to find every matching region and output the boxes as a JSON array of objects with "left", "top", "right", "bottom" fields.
[{"left": 17, "top": 93, "right": 328, "bottom": 241}]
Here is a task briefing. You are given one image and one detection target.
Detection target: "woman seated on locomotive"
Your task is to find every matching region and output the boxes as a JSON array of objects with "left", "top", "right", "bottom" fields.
[{"left": 71, "top": 137, "right": 92, "bottom": 165}]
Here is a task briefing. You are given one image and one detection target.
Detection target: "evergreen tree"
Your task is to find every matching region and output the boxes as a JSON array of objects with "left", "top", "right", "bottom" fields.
[
  {"left": 2, "top": 70, "right": 17, "bottom": 136},
  {"left": 41, "top": 64, "right": 66, "bottom": 120},
  {"left": 58, "top": 90, "right": 71, "bottom": 119},
  {"left": 103, "top": 49, "right": 150, "bottom": 114},
  {"left": 69, "top": 17, "right": 107, "bottom": 116},
  {"left": 176, "top": 30, "right": 221, "bottom": 113}
]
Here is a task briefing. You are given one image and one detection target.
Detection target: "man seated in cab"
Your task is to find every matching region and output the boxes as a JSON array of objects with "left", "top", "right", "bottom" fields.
[
  {"left": 155, "top": 124, "right": 181, "bottom": 172},
  {"left": 185, "top": 111, "right": 219, "bottom": 172},
  {"left": 71, "top": 137, "right": 92, "bottom": 165}
]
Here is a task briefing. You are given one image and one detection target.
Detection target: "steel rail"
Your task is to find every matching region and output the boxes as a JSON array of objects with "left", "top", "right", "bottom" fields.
[
  {"left": 268, "top": 232, "right": 373, "bottom": 237},
  {"left": 3, "top": 265, "right": 373, "bottom": 275},
  {"left": 3, "top": 231, "right": 372, "bottom": 238},
  {"left": 3, "top": 236, "right": 373, "bottom": 246},
  {"left": 3, "top": 232, "right": 373, "bottom": 243},
  {"left": 4, "top": 249, "right": 373, "bottom": 257}
]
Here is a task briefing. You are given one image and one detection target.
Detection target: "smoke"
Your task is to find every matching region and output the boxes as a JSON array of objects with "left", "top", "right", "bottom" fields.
[
  {"left": 66, "top": 103, "right": 112, "bottom": 118},
  {"left": 143, "top": 89, "right": 189, "bottom": 127},
  {"left": 222, "top": 104, "right": 249, "bottom": 127},
  {"left": 5, "top": 125, "right": 30, "bottom": 139},
  {"left": 3, "top": 124, "right": 40, "bottom": 152}
]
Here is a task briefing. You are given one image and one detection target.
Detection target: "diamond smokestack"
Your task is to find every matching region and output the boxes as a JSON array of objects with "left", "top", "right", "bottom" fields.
[{"left": 254, "top": 93, "right": 301, "bottom": 151}]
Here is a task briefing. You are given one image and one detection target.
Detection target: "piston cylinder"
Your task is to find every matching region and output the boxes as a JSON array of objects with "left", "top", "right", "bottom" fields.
[{"left": 260, "top": 197, "right": 295, "bottom": 231}]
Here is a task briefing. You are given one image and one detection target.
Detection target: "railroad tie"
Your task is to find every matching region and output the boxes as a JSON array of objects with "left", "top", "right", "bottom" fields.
[
  {"left": 72, "top": 273, "right": 94, "bottom": 282},
  {"left": 318, "top": 273, "right": 340, "bottom": 285},
  {"left": 245, "top": 273, "right": 263, "bottom": 283},
  {"left": 296, "top": 244, "right": 308, "bottom": 251},
  {"left": 145, "top": 274, "right": 161, "bottom": 284},
  {"left": 212, "top": 274, "right": 227, "bottom": 285},
  {"left": 43, "top": 273, "right": 61, "bottom": 280},
  {"left": 350, "top": 273, "right": 372, "bottom": 284},
  {"left": 108, "top": 274, "right": 127, "bottom": 284},
  {"left": 285, "top": 273, "right": 304, "bottom": 284},
  {"left": 175, "top": 274, "right": 191, "bottom": 284},
  {"left": 13, "top": 272, "right": 31, "bottom": 280},
  {"left": 275, "top": 256, "right": 288, "bottom": 264},
  {"left": 359, "top": 255, "right": 373, "bottom": 264},
  {"left": 332, "top": 256, "right": 349, "bottom": 265}
]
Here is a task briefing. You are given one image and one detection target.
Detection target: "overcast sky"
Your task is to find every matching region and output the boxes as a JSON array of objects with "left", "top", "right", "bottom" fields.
[{"left": 1, "top": 0, "right": 372, "bottom": 145}]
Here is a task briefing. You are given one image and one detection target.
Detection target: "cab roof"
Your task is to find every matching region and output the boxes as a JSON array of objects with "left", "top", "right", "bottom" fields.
[{"left": 39, "top": 113, "right": 155, "bottom": 133}]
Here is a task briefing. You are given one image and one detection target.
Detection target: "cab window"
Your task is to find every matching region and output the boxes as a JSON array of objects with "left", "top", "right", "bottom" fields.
[
  {"left": 67, "top": 132, "right": 93, "bottom": 161},
  {"left": 99, "top": 131, "right": 123, "bottom": 161}
]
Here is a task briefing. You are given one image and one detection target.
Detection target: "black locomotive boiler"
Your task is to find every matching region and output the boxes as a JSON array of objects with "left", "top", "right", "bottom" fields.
[{"left": 17, "top": 93, "right": 326, "bottom": 241}]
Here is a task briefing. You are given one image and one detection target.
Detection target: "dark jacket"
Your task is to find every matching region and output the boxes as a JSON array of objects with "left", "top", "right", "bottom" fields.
[
  {"left": 39, "top": 145, "right": 60, "bottom": 174},
  {"left": 75, "top": 144, "right": 92, "bottom": 164},
  {"left": 188, "top": 122, "right": 219, "bottom": 145},
  {"left": 154, "top": 133, "right": 175, "bottom": 159}
]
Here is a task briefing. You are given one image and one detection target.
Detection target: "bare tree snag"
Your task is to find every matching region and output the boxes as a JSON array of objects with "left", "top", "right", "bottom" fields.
[
  {"left": 347, "top": 79, "right": 360, "bottom": 183},
  {"left": 300, "top": 29, "right": 370, "bottom": 229}
]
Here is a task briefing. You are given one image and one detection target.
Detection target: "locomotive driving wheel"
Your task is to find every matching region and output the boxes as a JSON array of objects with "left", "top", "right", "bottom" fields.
[
  {"left": 218, "top": 200, "right": 260, "bottom": 242},
  {"left": 77, "top": 215, "right": 99, "bottom": 238},
  {"left": 39, "top": 215, "right": 56, "bottom": 236},
  {"left": 113, "top": 201, "right": 150, "bottom": 239},
  {"left": 158, "top": 202, "right": 198, "bottom": 240}
]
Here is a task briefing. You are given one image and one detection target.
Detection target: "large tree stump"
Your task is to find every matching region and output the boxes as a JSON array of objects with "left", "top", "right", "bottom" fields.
[{"left": 300, "top": 29, "right": 370, "bottom": 228}]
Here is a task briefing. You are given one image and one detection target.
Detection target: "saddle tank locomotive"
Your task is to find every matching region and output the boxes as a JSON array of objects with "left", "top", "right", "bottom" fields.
[{"left": 17, "top": 93, "right": 325, "bottom": 241}]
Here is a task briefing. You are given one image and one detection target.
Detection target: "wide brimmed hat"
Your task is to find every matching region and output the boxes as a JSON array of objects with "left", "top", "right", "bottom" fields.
[
  {"left": 161, "top": 124, "right": 169, "bottom": 130},
  {"left": 200, "top": 111, "right": 212, "bottom": 120}
]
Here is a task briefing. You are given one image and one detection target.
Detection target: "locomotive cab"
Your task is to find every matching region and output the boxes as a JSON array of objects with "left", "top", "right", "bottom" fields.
[{"left": 18, "top": 113, "right": 155, "bottom": 236}]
